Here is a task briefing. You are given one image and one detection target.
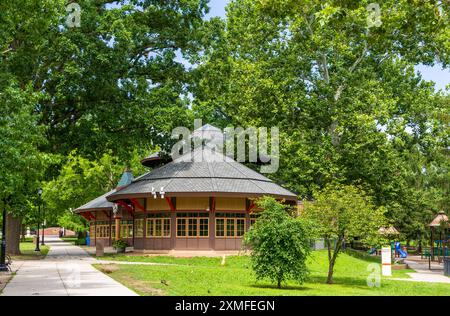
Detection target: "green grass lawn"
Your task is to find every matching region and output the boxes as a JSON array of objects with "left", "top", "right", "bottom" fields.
[
  {"left": 11, "top": 241, "right": 49, "bottom": 260},
  {"left": 60, "top": 237, "right": 78, "bottom": 244},
  {"left": 93, "top": 250, "right": 450, "bottom": 296}
]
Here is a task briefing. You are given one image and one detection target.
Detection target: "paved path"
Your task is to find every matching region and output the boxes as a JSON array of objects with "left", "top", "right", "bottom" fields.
[
  {"left": 392, "top": 257, "right": 450, "bottom": 284},
  {"left": 2, "top": 237, "right": 138, "bottom": 296}
]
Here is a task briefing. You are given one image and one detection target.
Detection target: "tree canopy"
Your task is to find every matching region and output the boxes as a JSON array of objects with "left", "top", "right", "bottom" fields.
[
  {"left": 0, "top": 0, "right": 448, "bottom": 255},
  {"left": 2, "top": 0, "right": 209, "bottom": 160},
  {"left": 194, "top": 0, "right": 450, "bottom": 238},
  {"left": 0, "top": 0, "right": 210, "bottom": 252}
]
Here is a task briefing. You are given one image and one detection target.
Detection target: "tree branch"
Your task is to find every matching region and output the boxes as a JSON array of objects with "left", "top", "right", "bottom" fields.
[
  {"left": 302, "top": 13, "right": 330, "bottom": 84},
  {"left": 334, "top": 42, "right": 368, "bottom": 102}
]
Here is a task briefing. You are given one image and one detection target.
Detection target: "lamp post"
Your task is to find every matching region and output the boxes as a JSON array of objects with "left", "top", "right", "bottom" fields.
[
  {"left": 0, "top": 199, "right": 7, "bottom": 271},
  {"left": 41, "top": 201, "right": 45, "bottom": 246},
  {"left": 34, "top": 188, "right": 42, "bottom": 252}
]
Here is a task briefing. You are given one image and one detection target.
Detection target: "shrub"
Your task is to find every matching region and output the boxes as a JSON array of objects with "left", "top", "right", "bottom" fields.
[
  {"left": 243, "top": 197, "right": 311, "bottom": 288},
  {"left": 112, "top": 239, "right": 128, "bottom": 249},
  {"left": 75, "top": 238, "right": 86, "bottom": 245}
]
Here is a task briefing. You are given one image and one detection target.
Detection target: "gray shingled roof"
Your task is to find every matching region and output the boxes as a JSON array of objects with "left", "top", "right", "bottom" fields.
[
  {"left": 107, "top": 148, "right": 297, "bottom": 201},
  {"left": 74, "top": 189, "right": 115, "bottom": 213}
]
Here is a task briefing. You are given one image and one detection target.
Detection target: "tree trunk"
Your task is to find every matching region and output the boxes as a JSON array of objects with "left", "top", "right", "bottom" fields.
[
  {"left": 327, "top": 261, "right": 335, "bottom": 284},
  {"left": 326, "top": 237, "right": 334, "bottom": 284},
  {"left": 21, "top": 223, "right": 26, "bottom": 241},
  {"left": 326, "top": 237, "right": 343, "bottom": 284},
  {"left": 6, "top": 212, "right": 21, "bottom": 255},
  {"left": 277, "top": 279, "right": 281, "bottom": 289}
]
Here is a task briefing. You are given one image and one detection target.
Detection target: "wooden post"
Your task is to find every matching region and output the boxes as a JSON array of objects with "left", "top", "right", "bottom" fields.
[
  {"left": 209, "top": 197, "right": 215, "bottom": 250},
  {"left": 115, "top": 217, "right": 121, "bottom": 241},
  {"left": 94, "top": 212, "right": 97, "bottom": 246},
  {"left": 132, "top": 212, "right": 135, "bottom": 247},
  {"left": 109, "top": 210, "right": 112, "bottom": 246},
  {"left": 144, "top": 198, "right": 147, "bottom": 246}
]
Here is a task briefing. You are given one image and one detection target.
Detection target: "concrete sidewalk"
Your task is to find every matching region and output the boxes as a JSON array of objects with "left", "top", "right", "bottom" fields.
[
  {"left": 2, "top": 237, "right": 138, "bottom": 296},
  {"left": 392, "top": 256, "right": 450, "bottom": 284}
]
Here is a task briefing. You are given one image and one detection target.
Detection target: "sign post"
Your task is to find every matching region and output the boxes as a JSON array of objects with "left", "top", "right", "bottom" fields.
[{"left": 381, "top": 247, "right": 392, "bottom": 276}]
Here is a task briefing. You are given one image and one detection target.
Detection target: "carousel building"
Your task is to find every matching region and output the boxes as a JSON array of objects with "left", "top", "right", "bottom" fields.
[{"left": 75, "top": 147, "right": 298, "bottom": 251}]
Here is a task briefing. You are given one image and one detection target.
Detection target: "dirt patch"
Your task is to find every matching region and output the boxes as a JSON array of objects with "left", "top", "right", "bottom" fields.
[
  {"left": 119, "top": 275, "right": 166, "bottom": 296},
  {"left": 97, "top": 264, "right": 120, "bottom": 274},
  {"left": 95, "top": 264, "right": 167, "bottom": 296},
  {"left": 0, "top": 272, "right": 13, "bottom": 293},
  {"left": 392, "top": 264, "right": 409, "bottom": 270}
]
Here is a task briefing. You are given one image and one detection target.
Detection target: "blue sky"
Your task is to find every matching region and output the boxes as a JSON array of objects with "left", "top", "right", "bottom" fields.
[
  {"left": 205, "top": 0, "right": 228, "bottom": 19},
  {"left": 207, "top": 0, "right": 449, "bottom": 91}
]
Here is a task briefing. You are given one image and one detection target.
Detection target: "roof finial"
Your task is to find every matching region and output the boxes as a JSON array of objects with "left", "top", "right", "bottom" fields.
[{"left": 116, "top": 167, "right": 134, "bottom": 190}]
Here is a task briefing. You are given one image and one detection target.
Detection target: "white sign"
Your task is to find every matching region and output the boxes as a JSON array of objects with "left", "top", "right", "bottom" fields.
[{"left": 381, "top": 247, "right": 391, "bottom": 276}]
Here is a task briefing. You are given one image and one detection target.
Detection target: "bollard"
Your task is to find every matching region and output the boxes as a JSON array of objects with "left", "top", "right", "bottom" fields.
[{"left": 96, "top": 242, "right": 104, "bottom": 257}]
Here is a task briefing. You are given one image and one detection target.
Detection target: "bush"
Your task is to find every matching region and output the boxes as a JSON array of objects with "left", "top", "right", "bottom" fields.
[
  {"left": 112, "top": 239, "right": 128, "bottom": 249},
  {"left": 75, "top": 238, "right": 86, "bottom": 245},
  {"left": 243, "top": 197, "right": 311, "bottom": 288}
]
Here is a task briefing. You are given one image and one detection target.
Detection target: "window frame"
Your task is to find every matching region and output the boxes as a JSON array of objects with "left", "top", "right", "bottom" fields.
[
  {"left": 146, "top": 214, "right": 171, "bottom": 238},
  {"left": 176, "top": 212, "right": 209, "bottom": 238},
  {"left": 215, "top": 213, "right": 246, "bottom": 238},
  {"left": 135, "top": 218, "right": 144, "bottom": 238},
  {"left": 249, "top": 212, "right": 260, "bottom": 228},
  {"left": 94, "top": 221, "right": 112, "bottom": 239},
  {"left": 120, "top": 220, "right": 133, "bottom": 238}
]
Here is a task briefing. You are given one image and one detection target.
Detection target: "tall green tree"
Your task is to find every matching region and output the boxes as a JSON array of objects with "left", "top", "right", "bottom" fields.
[
  {"left": 1, "top": 0, "right": 210, "bottom": 250},
  {"left": 303, "top": 184, "right": 387, "bottom": 284},
  {"left": 194, "top": 0, "right": 449, "bottom": 238},
  {"left": 0, "top": 82, "right": 45, "bottom": 254},
  {"left": 2, "top": 0, "right": 209, "bottom": 159}
]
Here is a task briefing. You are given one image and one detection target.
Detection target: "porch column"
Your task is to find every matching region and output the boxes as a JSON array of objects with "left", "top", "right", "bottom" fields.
[
  {"left": 94, "top": 214, "right": 97, "bottom": 246},
  {"left": 209, "top": 197, "right": 215, "bottom": 250},
  {"left": 115, "top": 217, "right": 121, "bottom": 241},
  {"left": 109, "top": 210, "right": 112, "bottom": 246}
]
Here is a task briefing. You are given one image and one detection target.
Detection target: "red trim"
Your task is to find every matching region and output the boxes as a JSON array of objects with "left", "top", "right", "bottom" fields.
[
  {"left": 116, "top": 200, "right": 134, "bottom": 216},
  {"left": 80, "top": 213, "right": 90, "bottom": 220},
  {"left": 165, "top": 197, "right": 175, "bottom": 211},
  {"left": 103, "top": 210, "right": 111, "bottom": 218},
  {"left": 248, "top": 201, "right": 255, "bottom": 212},
  {"left": 86, "top": 211, "right": 96, "bottom": 220},
  {"left": 171, "top": 209, "right": 209, "bottom": 212},
  {"left": 130, "top": 198, "right": 145, "bottom": 212},
  {"left": 211, "top": 197, "right": 215, "bottom": 212}
]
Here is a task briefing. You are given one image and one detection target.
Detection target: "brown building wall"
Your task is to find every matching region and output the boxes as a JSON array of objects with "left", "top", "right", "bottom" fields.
[{"left": 88, "top": 197, "right": 255, "bottom": 251}]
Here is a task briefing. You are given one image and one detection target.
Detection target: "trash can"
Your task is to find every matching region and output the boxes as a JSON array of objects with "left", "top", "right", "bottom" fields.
[
  {"left": 86, "top": 232, "right": 90, "bottom": 246},
  {"left": 444, "top": 258, "right": 450, "bottom": 277}
]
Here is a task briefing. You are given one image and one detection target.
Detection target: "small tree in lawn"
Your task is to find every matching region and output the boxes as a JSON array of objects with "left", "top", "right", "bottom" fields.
[
  {"left": 303, "top": 184, "right": 386, "bottom": 284},
  {"left": 244, "top": 197, "right": 311, "bottom": 288}
]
